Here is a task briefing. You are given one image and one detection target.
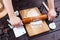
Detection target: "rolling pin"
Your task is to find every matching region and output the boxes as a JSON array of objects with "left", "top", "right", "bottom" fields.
[
  {"left": 22, "top": 14, "right": 47, "bottom": 24},
  {"left": 22, "top": 2, "right": 49, "bottom": 24}
]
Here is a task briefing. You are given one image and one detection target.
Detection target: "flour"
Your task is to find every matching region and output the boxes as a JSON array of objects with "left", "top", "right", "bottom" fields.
[
  {"left": 27, "top": 9, "right": 39, "bottom": 17},
  {"left": 30, "top": 20, "right": 42, "bottom": 28},
  {"left": 27, "top": 9, "right": 42, "bottom": 28}
]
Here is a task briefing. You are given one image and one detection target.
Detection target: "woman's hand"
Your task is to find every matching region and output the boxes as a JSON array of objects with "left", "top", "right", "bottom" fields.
[
  {"left": 3, "top": 0, "right": 23, "bottom": 27},
  {"left": 9, "top": 16, "right": 23, "bottom": 27},
  {"left": 48, "top": 9, "right": 57, "bottom": 21}
]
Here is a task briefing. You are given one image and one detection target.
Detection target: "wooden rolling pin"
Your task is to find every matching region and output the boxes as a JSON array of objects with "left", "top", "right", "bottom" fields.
[
  {"left": 22, "top": 14, "right": 47, "bottom": 24},
  {"left": 22, "top": 2, "right": 49, "bottom": 24}
]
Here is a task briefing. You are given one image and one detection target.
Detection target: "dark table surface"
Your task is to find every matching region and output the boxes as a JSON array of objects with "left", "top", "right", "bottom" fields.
[{"left": 0, "top": 0, "right": 60, "bottom": 40}]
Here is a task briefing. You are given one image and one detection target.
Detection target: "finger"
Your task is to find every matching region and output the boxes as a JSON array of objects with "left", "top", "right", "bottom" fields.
[
  {"left": 51, "top": 16, "right": 55, "bottom": 21},
  {"left": 13, "top": 21, "right": 22, "bottom": 28},
  {"left": 18, "top": 21, "right": 23, "bottom": 26},
  {"left": 49, "top": 16, "right": 55, "bottom": 21},
  {"left": 48, "top": 16, "right": 53, "bottom": 21},
  {"left": 50, "top": 17, "right": 53, "bottom": 21},
  {"left": 48, "top": 14, "right": 50, "bottom": 20},
  {"left": 13, "top": 23, "right": 20, "bottom": 28}
]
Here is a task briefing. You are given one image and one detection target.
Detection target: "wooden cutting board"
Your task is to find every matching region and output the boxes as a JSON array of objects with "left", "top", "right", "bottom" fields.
[{"left": 20, "top": 7, "right": 50, "bottom": 37}]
